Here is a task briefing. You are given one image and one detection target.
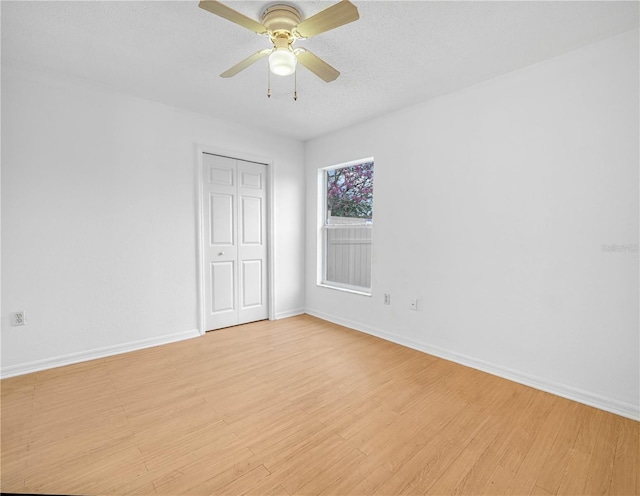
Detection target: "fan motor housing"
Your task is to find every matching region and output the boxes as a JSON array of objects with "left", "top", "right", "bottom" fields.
[{"left": 261, "top": 4, "right": 302, "bottom": 33}]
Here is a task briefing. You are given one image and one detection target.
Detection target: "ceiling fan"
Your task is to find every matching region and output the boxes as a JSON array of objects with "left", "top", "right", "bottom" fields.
[{"left": 198, "top": 0, "right": 359, "bottom": 84}]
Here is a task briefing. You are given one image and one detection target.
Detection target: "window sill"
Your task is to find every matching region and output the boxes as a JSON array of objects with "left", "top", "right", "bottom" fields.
[{"left": 318, "top": 282, "right": 372, "bottom": 297}]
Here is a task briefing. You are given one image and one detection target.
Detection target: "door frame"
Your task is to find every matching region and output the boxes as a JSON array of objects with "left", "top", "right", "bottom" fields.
[{"left": 196, "top": 144, "right": 275, "bottom": 335}]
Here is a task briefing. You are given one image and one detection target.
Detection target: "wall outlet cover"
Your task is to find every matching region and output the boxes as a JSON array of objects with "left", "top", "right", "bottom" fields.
[{"left": 12, "top": 311, "right": 25, "bottom": 326}]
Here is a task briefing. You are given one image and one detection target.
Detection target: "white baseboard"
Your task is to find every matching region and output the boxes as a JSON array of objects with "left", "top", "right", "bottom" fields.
[
  {"left": 305, "top": 308, "right": 640, "bottom": 421},
  {"left": 274, "top": 308, "right": 306, "bottom": 320},
  {"left": 1, "top": 329, "right": 201, "bottom": 379}
]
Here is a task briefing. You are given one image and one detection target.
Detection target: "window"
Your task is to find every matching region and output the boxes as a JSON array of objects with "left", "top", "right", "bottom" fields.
[{"left": 320, "top": 158, "right": 374, "bottom": 294}]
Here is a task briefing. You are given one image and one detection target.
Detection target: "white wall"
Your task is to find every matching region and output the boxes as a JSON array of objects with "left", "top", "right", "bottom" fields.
[
  {"left": 305, "top": 29, "right": 639, "bottom": 419},
  {"left": 1, "top": 65, "right": 306, "bottom": 375}
]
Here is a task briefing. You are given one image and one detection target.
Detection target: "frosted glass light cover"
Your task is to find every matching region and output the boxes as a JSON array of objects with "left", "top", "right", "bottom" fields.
[{"left": 269, "top": 48, "right": 297, "bottom": 76}]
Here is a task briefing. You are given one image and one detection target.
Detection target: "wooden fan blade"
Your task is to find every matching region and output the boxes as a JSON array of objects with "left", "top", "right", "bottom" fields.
[
  {"left": 199, "top": 1, "right": 267, "bottom": 35},
  {"left": 221, "top": 49, "right": 271, "bottom": 78},
  {"left": 296, "top": 49, "right": 340, "bottom": 82},
  {"left": 294, "top": 0, "right": 359, "bottom": 39}
]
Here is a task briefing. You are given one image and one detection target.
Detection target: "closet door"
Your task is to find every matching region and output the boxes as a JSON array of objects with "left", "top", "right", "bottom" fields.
[{"left": 202, "top": 153, "right": 268, "bottom": 331}]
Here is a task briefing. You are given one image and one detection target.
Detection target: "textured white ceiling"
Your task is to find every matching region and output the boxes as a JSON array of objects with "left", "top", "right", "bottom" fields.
[{"left": 2, "top": 1, "right": 638, "bottom": 141}]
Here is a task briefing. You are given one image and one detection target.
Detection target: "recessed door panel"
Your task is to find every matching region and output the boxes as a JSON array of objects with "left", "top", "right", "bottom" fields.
[
  {"left": 210, "top": 193, "right": 234, "bottom": 245},
  {"left": 211, "top": 261, "right": 234, "bottom": 313},
  {"left": 241, "top": 196, "right": 262, "bottom": 245},
  {"left": 241, "top": 171, "right": 262, "bottom": 189},
  {"left": 210, "top": 166, "right": 234, "bottom": 186},
  {"left": 241, "top": 260, "right": 262, "bottom": 308}
]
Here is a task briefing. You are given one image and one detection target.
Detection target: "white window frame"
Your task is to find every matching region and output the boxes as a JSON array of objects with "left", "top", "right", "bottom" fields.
[{"left": 317, "top": 157, "right": 374, "bottom": 296}]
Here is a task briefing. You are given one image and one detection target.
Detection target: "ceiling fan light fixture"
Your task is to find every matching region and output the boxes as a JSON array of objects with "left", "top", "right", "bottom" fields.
[
  {"left": 269, "top": 47, "right": 297, "bottom": 76},
  {"left": 200, "top": 0, "right": 359, "bottom": 82}
]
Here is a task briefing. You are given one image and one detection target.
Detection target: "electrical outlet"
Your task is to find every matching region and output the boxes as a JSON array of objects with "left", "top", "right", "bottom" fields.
[
  {"left": 12, "top": 311, "right": 25, "bottom": 326},
  {"left": 410, "top": 299, "right": 417, "bottom": 311},
  {"left": 384, "top": 294, "right": 391, "bottom": 305}
]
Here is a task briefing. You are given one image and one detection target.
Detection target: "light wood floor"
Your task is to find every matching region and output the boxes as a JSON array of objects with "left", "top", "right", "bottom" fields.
[{"left": 1, "top": 315, "right": 638, "bottom": 495}]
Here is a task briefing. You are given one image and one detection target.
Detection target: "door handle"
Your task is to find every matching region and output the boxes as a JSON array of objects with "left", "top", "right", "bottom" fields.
[{"left": 218, "top": 251, "right": 225, "bottom": 256}]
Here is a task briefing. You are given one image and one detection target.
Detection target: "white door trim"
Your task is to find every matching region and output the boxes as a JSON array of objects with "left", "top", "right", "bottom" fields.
[{"left": 196, "top": 144, "right": 275, "bottom": 336}]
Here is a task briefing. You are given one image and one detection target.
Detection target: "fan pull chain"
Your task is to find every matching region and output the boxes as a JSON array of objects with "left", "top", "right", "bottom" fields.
[
  {"left": 293, "top": 70, "right": 297, "bottom": 101},
  {"left": 267, "top": 63, "right": 271, "bottom": 98}
]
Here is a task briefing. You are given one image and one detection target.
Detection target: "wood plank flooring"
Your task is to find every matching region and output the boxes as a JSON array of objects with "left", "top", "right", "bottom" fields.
[{"left": 1, "top": 314, "right": 638, "bottom": 495}]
